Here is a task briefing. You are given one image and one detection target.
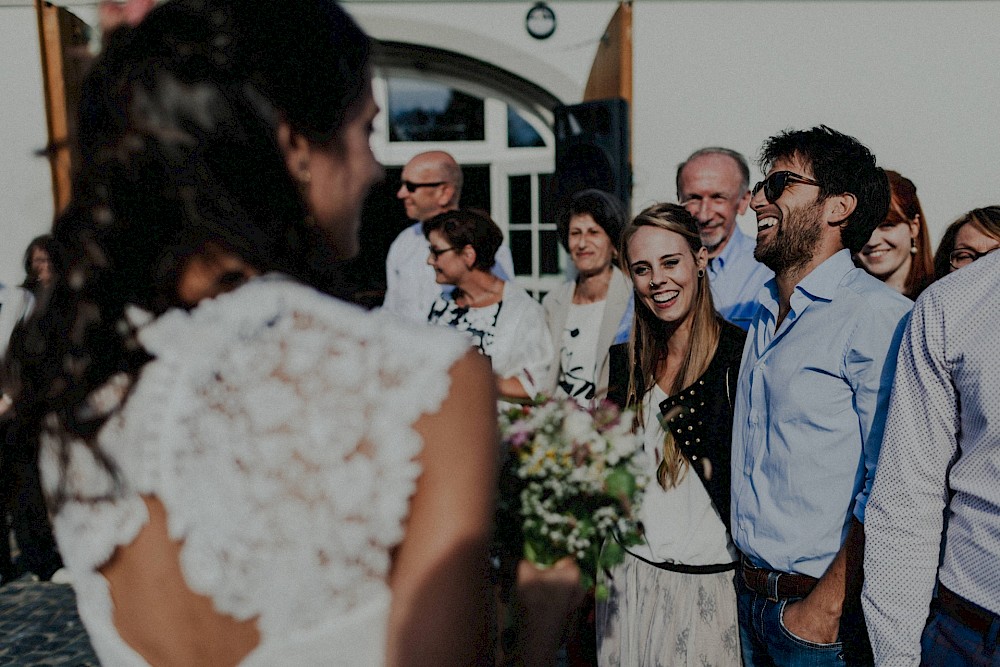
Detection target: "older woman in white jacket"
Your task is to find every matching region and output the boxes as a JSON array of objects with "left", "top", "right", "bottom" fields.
[{"left": 542, "top": 189, "right": 632, "bottom": 403}]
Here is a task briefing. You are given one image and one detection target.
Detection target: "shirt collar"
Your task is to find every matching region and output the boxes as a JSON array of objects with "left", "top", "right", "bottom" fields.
[
  {"left": 795, "top": 249, "right": 855, "bottom": 302},
  {"left": 755, "top": 248, "right": 855, "bottom": 320},
  {"left": 711, "top": 225, "right": 751, "bottom": 270}
]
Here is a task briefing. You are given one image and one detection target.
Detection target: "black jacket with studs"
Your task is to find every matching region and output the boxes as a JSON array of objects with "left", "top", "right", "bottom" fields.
[{"left": 607, "top": 319, "right": 747, "bottom": 532}]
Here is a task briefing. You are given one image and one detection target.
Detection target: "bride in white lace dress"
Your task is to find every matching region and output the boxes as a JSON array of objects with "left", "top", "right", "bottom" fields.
[{"left": 9, "top": 1, "right": 498, "bottom": 665}]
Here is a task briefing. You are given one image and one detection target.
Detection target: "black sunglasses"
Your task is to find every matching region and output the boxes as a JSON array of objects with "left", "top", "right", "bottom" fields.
[
  {"left": 751, "top": 171, "right": 821, "bottom": 203},
  {"left": 401, "top": 180, "right": 446, "bottom": 193}
]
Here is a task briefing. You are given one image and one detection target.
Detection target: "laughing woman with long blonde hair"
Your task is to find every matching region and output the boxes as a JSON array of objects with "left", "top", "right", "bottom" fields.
[{"left": 598, "top": 203, "right": 745, "bottom": 666}]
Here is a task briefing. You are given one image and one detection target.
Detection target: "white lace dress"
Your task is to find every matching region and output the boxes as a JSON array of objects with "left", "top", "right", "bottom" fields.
[{"left": 39, "top": 275, "right": 470, "bottom": 666}]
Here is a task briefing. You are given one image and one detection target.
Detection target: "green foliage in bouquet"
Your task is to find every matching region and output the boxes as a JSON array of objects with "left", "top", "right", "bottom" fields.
[{"left": 497, "top": 397, "right": 648, "bottom": 599}]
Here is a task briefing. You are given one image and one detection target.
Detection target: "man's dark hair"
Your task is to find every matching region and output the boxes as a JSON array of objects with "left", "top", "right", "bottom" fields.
[{"left": 758, "top": 125, "right": 889, "bottom": 254}]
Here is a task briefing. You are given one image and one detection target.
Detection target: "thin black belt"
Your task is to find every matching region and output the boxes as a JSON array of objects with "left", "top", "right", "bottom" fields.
[{"left": 625, "top": 547, "right": 737, "bottom": 575}]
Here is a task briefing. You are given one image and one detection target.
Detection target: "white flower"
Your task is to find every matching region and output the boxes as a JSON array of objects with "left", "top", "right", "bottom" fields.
[{"left": 562, "top": 408, "right": 593, "bottom": 444}]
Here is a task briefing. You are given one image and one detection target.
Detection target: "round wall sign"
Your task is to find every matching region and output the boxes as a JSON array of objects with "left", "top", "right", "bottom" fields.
[{"left": 526, "top": 2, "right": 556, "bottom": 40}]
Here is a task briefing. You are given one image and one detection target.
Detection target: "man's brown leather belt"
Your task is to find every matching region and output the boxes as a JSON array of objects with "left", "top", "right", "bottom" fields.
[
  {"left": 740, "top": 558, "right": 818, "bottom": 602},
  {"left": 938, "top": 585, "right": 999, "bottom": 635}
]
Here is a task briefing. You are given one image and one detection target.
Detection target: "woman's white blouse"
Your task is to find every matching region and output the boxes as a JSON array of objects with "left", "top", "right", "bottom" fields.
[{"left": 629, "top": 384, "right": 737, "bottom": 566}]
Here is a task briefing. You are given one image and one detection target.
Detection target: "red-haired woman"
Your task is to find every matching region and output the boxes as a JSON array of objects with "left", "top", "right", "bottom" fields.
[{"left": 856, "top": 171, "right": 934, "bottom": 299}]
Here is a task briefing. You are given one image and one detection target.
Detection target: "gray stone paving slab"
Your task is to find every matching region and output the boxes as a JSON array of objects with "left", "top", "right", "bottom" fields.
[{"left": 0, "top": 577, "right": 98, "bottom": 666}]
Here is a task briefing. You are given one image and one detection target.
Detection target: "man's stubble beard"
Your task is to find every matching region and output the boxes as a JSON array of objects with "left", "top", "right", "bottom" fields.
[{"left": 754, "top": 201, "right": 824, "bottom": 277}]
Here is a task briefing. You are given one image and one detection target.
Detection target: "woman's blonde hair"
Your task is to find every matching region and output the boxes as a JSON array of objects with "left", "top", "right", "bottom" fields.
[{"left": 618, "top": 202, "right": 720, "bottom": 489}]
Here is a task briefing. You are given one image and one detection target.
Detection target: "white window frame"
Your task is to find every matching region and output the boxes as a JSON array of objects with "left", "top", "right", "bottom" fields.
[{"left": 371, "top": 66, "right": 562, "bottom": 298}]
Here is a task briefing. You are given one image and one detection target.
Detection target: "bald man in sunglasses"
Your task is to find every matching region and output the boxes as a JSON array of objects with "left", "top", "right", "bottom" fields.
[
  {"left": 383, "top": 151, "right": 514, "bottom": 323},
  {"left": 729, "top": 126, "right": 911, "bottom": 666}
]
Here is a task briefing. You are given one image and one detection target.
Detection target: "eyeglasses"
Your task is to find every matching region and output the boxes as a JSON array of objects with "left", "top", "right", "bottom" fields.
[
  {"left": 428, "top": 245, "right": 458, "bottom": 260},
  {"left": 949, "top": 246, "right": 1000, "bottom": 270},
  {"left": 751, "top": 171, "right": 821, "bottom": 203},
  {"left": 401, "top": 180, "right": 445, "bottom": 193}
]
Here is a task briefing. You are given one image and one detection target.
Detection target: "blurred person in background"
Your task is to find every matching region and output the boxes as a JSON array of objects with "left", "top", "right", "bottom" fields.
[
  {"left": 21, "top": 235, "right": 61, "bottom": 296},
  {"left": 0, "top": 267, "right": 35, "bottom": 584}
]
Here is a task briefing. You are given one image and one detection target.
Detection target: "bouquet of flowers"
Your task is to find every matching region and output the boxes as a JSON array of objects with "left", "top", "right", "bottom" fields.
[{"left": 497, "top": 397, "right": 648, "bottom": 599}]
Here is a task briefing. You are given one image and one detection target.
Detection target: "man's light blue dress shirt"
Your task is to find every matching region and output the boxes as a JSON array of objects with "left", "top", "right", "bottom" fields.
[
  {"left": 707, "top": 226, "right": 773, "bottom": 330},
  {"left": 731, "top": 249, "right": 911, "bottom": 578}
]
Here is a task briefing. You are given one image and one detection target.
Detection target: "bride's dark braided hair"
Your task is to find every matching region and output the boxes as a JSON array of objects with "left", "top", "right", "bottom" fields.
[{"left": 8, "top": 0, "right": 371, "bottom": 507}]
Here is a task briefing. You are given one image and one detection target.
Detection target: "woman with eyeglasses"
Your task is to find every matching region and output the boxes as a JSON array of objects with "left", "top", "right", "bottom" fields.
[
  {"left": 598, "top": 203, "right": 744, "bottom": 666},
  {"left": 933, "top": 206, "right": 1000, "bottom": 280},
  {"left": 424, "top": 208, "right": 553, "bottom": 401},
  {"left": 856, "top": 171, "right": 934, "bottom": 300},
  {"left": 9, "top": 1, "right": 499, "bottom": 664}
]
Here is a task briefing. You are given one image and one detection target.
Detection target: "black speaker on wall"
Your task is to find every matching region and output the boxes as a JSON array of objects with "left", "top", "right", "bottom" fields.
[{"left": 552, "top": 98, "right": 631, "bottom": 219}]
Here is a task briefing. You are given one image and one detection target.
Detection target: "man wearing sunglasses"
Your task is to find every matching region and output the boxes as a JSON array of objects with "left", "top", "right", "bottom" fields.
[
  {"left": 383, "top": 151, "right": 514, "bottom": 322},
  {"left": 730, "top": 126, "right": 912, "bottom": 666},
  {"left": 677, "top": 147, "right": 773, "bottom": 330}
]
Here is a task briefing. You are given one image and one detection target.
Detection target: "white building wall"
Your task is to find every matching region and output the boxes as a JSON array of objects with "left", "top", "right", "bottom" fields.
[
  {"left": 631, "top": 1, "right": 1000, "bottom": 241},
  {"left": 345, "top": 1, "right": 619, "bottom": 104},
  {"left": 0, "top": 1, "right": 98, "bottom": 286},
  {"left": 3, "top": 0, "right": 997, "bottom": 280},
  {"left": 352, "top": 0, "right": 1000, "bottom": 243},
  {"left": 0, "top": 5, "right": 53, "bottom": 286}
]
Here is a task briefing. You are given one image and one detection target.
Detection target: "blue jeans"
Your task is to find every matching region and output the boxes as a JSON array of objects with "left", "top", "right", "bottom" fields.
[
  {"left": 921, "top": 604, "right": 1000, "bottom": 666},
  {"left": 737, "top": 574, "right": 844, "bottom": 666}
]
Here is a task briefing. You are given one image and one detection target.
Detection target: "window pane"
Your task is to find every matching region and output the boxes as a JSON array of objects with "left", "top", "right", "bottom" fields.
[
  {"left": 507, "top": 106, "right": 546, "bottom": 148},
  {"left": 510, "top": 230, "right": 533, "bottom": 276},
  {"left": 538, "top": 172, "right": 557, "bottom": 225},
  {"left": 540, "top": 230, "right": 560, "bottom": 275},
  {"left": 387, "top": 78, "right": 485, "bottom": 142},
  {"left": 462, "top": 165, "right": 491, "bottom": 212},
  {"left": 508, "top": 175, "right": 531, "bottom": 226}
]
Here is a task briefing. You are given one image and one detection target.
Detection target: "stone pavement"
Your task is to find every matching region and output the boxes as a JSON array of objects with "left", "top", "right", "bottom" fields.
[{"left": 0, "top": 576, "right": 98, "bottom": 666}]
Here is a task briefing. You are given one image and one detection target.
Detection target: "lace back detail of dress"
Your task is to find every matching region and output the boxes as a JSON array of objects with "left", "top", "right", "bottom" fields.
[{"left": 45, "top": 276, "right": 469, "bottom": 652}]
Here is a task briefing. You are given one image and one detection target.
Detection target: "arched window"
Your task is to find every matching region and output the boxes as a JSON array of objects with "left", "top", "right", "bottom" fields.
[{"left": 353, "top": 57, "right": 565, "bottom": 304}]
